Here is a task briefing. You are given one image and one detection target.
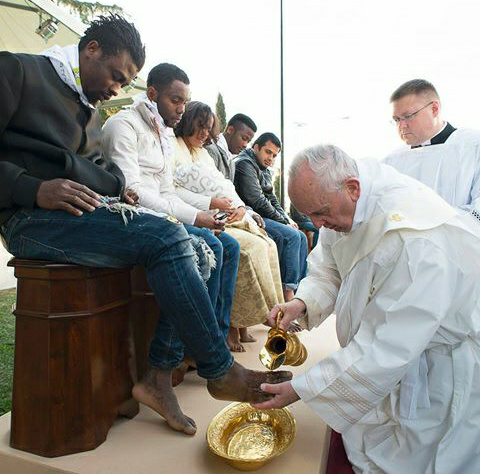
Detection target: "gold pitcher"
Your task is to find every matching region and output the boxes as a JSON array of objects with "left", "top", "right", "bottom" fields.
[{"left": 259, "top": 311, "right": 307, "bottom": 370}]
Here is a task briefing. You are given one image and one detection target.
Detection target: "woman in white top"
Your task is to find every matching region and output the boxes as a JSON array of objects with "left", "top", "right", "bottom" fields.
[{"left": 173, "top": 101, "right": 284, "bottom": 351}]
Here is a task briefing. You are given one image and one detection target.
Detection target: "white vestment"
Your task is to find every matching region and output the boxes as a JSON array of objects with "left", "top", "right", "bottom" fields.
[
  {"left": 292, "top": 161, "right": 480, "bottom": 473},
  {"left": 383, "top": 129, "right": 480, "bottom": 215}
]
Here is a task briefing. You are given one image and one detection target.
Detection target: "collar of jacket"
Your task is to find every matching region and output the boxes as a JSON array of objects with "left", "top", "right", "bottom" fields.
[{"left": 242, "top": 147, "right": 268, "bottom": 170}]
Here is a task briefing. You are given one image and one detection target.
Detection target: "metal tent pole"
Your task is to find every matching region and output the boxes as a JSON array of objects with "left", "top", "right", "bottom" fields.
[{"left": 280, "top": 0, "right": 285, "bottom": 207}]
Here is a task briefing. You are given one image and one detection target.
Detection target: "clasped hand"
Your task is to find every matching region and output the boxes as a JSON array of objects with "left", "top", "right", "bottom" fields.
[
  {"left": 194, "top": 209, "right": 226, "bottom": 231},
  {"left": 226, "top": 206, "right": 246, "bottom": 223},
  {"left": 36, "top": 179, "right": 137, "bottom": 216}
]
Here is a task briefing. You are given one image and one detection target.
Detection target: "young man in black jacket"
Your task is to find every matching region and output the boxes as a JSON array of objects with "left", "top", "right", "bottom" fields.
[
  {"left": 0, "top": 15, "right": 290, "bottom": 437},
  {"left": 234, "top": 133, "right": 307, "bottom": 301}
]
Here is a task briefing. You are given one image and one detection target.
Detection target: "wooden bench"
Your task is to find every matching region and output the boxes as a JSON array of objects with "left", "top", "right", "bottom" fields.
[{"left": 7, "top": 259, "right": 158, "bottom": 457}]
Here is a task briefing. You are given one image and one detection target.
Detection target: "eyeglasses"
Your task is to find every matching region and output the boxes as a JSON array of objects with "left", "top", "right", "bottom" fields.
[{"left": 390, "top": 101, "right": 433, "bottom": 125}]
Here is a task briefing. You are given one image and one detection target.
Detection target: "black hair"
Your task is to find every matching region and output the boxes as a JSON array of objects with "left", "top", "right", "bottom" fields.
[
  {"left": 227, "top": 113, "right": 257, "bottom": 133},
  {"left": 390, "top": 79, "right": 439, "bottom": 102},
  {"left": 79, "top": 14, "right": 145, "bottom": 70},
  {"left": 253, "top": 132, "right": 281, "bottom": 149},
  {"left": 147, "top": 63, "right": 190, "bottom": 89},
  {"left": 174, "top": 101, "right": 217, "bottom": 138}
]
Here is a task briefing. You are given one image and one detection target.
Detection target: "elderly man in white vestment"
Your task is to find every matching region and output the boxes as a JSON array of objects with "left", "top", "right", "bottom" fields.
[
  {"left": 254, "top": 144, "right": 480, "bottom": 473},
  {"left": 384, "top": 79, "right": 480, "bottom": 220}
]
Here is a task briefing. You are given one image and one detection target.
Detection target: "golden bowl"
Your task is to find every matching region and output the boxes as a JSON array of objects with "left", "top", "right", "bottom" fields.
[{"left": 206, "top": 402, "right": 296, "bottom": 471}]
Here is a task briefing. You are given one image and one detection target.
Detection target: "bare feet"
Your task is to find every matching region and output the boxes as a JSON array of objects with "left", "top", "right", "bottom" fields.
[
  {"left": 228, "top": 326, "right": 245, "bottom": 352},
  {"left": 239, "top": 327, "right": 257, "bottom": 343},
  {"left": 207, "top": 361, "right": 293, "bottom": 403},
  {"left": 283, "top": 288, "right": 295, "bottom": 302},
  {"left": 132, "top": 368, "right": 197, "bottom": 435},
  {"left": 171, "top": 361, "right": 190, "bottom": 387}
]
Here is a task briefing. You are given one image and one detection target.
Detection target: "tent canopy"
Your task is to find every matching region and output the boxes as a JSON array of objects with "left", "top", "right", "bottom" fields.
[{"left": 0, "top": 0, "right": 146, "bottom": 107}]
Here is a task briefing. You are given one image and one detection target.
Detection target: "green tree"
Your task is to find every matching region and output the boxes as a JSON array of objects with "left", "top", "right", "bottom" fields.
[
  {"left": 98, "top": 106, "right": 125, "bottom": 125},
  {"left": 215, "top": 92, "right": 227, "bottom": 131},
  {"left": 54, "top": 0, "right": 125, "bottom": 24}
]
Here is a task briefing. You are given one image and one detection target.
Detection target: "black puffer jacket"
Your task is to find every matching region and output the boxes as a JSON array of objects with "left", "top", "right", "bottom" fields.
[{"left": 233, "top": 148, "right": 289, "bottom": 224}]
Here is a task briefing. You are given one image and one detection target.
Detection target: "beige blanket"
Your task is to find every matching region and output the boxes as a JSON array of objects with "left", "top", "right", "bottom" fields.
[{"left": 174, "top": 138, "right": 284, "bottom": 327}]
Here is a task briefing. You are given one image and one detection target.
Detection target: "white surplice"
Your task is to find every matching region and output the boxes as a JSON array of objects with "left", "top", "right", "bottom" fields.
[
  {"left": 292, "top": 161, "right": 480, "bottom": 473},
  {"left": 383, "top": 129, "right": 480, "bottom": 215}
]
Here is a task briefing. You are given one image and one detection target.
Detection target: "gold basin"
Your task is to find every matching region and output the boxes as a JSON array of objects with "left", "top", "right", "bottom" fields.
[{"left": 206, "top": 402, "right": 296, "bottom": 471}]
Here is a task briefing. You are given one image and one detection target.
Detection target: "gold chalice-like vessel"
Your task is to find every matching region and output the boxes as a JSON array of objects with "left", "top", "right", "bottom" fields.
[
  {"left": 259, "top": 311, "right": 308, "bottom": 370},
  {"left": 206, "top": 402, "right": 296, "bottom": 471},
  {"left": 207, "top": 311, "right": 305, "bottom": 470}
]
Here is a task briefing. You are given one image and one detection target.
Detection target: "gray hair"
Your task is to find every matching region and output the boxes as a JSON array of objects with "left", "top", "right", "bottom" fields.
[{"left": 289, "top": 144, "right": 359, "bottom": 192}]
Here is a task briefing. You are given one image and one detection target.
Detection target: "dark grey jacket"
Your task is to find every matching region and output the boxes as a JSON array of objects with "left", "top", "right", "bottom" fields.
[
  {"left": 0, "top": 52, "right": 125, "bottom": 225},
  {"left": 205, "top": 141, "right": 234, "bottom": 181},
  {"left": 290, "top": 204, "right": 314, "bottom": 226},
  {"left": 233, "top": 148, "right": 289, "bottom": 224}
]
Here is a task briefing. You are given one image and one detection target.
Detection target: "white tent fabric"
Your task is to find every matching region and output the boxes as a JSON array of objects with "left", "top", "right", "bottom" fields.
[
  {"left": 0, "top": 0, "right": 146, "bottom": 108},
  {"left": 0, "top": 0, "right": 85, "bottom": 52}
]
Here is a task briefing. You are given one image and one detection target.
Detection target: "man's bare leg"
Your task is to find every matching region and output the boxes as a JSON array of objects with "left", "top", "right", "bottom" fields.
[
  {"left": 171, "top": 356, "right": 196, "bottom": 387},
  {"left": 227, "top": 326, "right": 245, "bottom": 352},
  {"left": 283, "top": 288, "right": 295, "bottom": 301},
  {"left": 207, "top": 361, "right": 292, "bottom": 403},
  {"left": 171, "top": 361, "right": 190, "bottom": 387},
  {"left": 132, "top": 368, "right": 197, "bottom": 435},
  {"left": 239, "top": 327, "right": 257, "bottom": 343}
]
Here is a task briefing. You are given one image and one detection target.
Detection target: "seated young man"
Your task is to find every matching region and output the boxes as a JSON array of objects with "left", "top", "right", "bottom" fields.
[
  {"left": 234, "top": 133, "right": 308, "bottom": 301},
  {"left": 205, "top": 112, "right": 257, "bottom": 180},
  {"left": 102, "top": 63, "right": 241, "bottom": 366},
  {"left": 0, "top": 15, "right": 291, "bottom": 437}
]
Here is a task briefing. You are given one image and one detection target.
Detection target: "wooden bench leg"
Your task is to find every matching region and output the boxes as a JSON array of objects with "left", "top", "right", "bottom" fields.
[
  {"left": 8, "top": 259, "right": 138, "bottom": 457},
  {"left": 130, "top": 266, "right": 160, "bottom": 381}
]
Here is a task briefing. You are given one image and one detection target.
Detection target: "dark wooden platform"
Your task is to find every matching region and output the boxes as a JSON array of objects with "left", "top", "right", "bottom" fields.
[{"left": 7, "top": 259, "right": 156, "bottom": 457}]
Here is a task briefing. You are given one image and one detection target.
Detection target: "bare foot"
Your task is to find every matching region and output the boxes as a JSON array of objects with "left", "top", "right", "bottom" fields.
[
  {"left": 172, "top": 361, "right": 190, "bottom": 387},
  {"left": 132, "top": 368, "right": 197, "bottom": 435},
  {"left": 239, "top": 327, "right": 257, "bottom": 343},
  {"left": 283, "top": 288, "right": 295, "bottom": 302},
  {"left": 207, "top": 361, "right": 293, "bottom": 403},
  {"left": 228, "top": 327, "right": 245, "bottom": 352}
]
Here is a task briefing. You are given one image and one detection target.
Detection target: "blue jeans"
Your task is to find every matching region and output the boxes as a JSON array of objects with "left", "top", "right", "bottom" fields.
[
  {"left": 264, "top": 218, "right": 307, "bottom": 290},
  {"left": 0, "top": 208, "right": 234, "bottom": 379},
  {"left": 181, "top": 226, "right": 239, "bottom": 339}
]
